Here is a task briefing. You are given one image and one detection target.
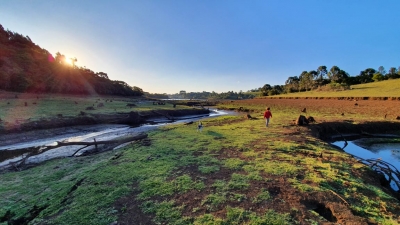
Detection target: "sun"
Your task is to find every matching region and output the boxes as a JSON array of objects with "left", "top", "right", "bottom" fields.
[
  {"left": 64, "top": 57, "right": 73, "bottom": 65},
  {"left": 63, "top": 56, "right": 77, "bottom": 66}
]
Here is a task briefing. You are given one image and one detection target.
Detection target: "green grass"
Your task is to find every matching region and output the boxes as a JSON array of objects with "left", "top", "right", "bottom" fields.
[
  {"left": 252, "top": 188, "right": 271, "bottom": 203},
  {"left": 201, "top": 193, "right": 227, "bottom": 211},
  {"left": 272, "top": 79, "right": 400, "bottom": 98},
  {"left": 0, "top": 92, "right": 191, "bottom": 124},
  {"left": 1, "top": 99, "right": 400, "bottom": 224}
]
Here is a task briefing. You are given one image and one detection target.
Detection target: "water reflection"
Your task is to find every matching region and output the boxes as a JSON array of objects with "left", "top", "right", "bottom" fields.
[{"left": 333, "top": 139, "right": 400, "bottom": 191}]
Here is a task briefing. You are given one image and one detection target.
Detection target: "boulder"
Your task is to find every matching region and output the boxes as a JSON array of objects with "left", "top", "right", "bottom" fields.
[
  {"left": 296, "top": 115, "right": 309, "bottom": 126},
  {"left": 307, "top": 116, "right": 316, "bottom": 123}
]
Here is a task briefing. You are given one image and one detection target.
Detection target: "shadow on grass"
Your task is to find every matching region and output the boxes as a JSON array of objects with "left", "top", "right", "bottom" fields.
[
  {"left": 206, "top": 131, "right": 224, "bottom": 138},
  {"left": 351, "top": 87, "right": 371, "bottom": 90}
]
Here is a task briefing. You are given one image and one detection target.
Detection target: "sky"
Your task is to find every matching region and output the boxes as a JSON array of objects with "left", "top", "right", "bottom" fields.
[{"left": 1, "top": 1, "right": 400, "bottom": 94}]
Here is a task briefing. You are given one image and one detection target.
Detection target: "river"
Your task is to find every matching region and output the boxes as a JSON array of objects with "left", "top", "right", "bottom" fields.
[{"left": 0, "top": 109, "right": 236, "bottom": 169}]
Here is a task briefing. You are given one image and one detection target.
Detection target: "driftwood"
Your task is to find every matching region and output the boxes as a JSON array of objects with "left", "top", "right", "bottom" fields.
[
  {"left": 331, "top": 127, "right": 399, "bottom": 195},
  {"left": 55, "top": 134, "right": 147, "bottom": 147},
  {"left": 59, "top": 133, "right": 148, "bottom": 156},
  {"left": 354, "top": 157, "right": 400, "bottom": 192},
  {"left": 2, "top": 133, "right": 148, "bottom": 171}
]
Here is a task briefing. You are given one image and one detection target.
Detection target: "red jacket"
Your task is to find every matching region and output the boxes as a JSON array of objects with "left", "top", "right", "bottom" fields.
[{"left": 264, "top": 110, "right": 272, "bottom": 119}]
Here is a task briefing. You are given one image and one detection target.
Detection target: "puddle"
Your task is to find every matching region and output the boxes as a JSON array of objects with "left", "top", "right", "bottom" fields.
[{"left": 333, "top": 139, "right": 400, "bottom": 191}]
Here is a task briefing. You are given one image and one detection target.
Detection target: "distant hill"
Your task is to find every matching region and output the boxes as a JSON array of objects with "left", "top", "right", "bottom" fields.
[
  {"left": 0, "top": 24, "right": 143, "bottom": 96},
  {"left": 267, "top": 79, "right": 400, "bottom": 98}
]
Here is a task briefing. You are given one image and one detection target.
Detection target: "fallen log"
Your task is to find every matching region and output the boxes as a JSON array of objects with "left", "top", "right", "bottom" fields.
[
  {"left": 56, "top": 133, "right": 148, "bottom": 147},
  {"left": 1, "top": 133, "right": 148, "bottom": 171}
]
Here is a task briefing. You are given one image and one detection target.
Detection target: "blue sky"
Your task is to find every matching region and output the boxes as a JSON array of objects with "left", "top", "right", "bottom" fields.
[{"left": 1, "top": 1, "right": 399, "bottom": 94}]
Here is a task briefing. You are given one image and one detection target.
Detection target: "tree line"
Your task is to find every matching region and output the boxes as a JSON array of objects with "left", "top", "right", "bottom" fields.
[
  {"left": 259, "top": 65, "right": 400, "bottom": 96},
  {"left": 0, "top": 24, "right": 143, "bottom": 96},
  {"left": 166, "top": 64, "right": 400, "bottom": 100},
  {"left": 168, "top": 91, "right": 256, "bottom": 100}
]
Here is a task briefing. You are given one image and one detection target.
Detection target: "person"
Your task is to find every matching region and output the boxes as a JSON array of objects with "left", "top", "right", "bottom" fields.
[
  {"left": 263, "top": 107, "right": 272, "bottom": 127},
  {"left": 197, "top": 121, "right": 203, "bottom": 132}
]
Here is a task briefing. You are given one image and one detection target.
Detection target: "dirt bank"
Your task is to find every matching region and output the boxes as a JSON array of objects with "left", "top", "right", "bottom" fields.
[
  {"left": 309, "top": 121, "right": 400, "bottom": 141},
  {"left": 264, "top": 96, "right": 400, "bottom": 100}
]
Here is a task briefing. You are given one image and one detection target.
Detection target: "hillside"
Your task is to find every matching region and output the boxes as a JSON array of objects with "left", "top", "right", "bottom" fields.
[
  {"left": 0, "top": 24, "right": 142, "bottom": 96},
  {"left": 265, "top": 79, "right": 400, "bottom": 98}
]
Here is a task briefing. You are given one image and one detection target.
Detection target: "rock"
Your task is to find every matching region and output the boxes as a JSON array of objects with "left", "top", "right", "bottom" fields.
[
  {"left": 245, "top": 114, "right": 252, "bottom": 119},
  {"left": 307, "top": 116, "right": 316, "bottom": 123},
  {"left": 295, "top": 115, "right": 309, "bottom": 126}
]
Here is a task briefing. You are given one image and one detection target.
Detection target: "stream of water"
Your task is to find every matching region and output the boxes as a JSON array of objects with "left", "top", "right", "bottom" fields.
[{"left": 0, "top": 109, "right": 236, "bottom": 168}]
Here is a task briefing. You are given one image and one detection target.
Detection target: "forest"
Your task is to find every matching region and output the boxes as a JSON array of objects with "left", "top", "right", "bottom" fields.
[{"left": 0, "top": 24, "right": 143, "bottom": 96}]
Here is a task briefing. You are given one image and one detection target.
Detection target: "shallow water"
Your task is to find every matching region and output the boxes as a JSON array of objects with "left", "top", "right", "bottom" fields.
[
  {"left": 0, "top": 109, "right": 235, "bottom": 168},
  {"left": 333, "top": 139, "right": 400, "bottom": 191}
]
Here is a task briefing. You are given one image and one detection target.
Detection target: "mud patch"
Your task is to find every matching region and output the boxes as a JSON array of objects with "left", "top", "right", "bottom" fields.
[{"left": 113, "top": 188, "right": 156, "bottom": 225}]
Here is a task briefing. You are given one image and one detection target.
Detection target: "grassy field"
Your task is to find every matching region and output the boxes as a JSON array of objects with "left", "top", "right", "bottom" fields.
[
  {"left": 1, "top": 97, "right": 400, "bottom": 224},
  {"left": 0, "top": 92, "right": 189, "bottom": 125},
  {"left": 267, "top": 79, "right": 400, "bottom": 98}
]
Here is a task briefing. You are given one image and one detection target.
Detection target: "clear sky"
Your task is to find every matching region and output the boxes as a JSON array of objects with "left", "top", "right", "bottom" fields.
[{"left": 1, "top": 1, "right": 399, "bottom": 94}]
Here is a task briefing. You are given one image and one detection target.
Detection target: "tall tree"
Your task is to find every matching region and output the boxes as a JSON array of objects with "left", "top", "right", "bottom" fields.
[
  {"left": 260, "top": 84, "right": 272, "bottom": 96},
  {"left": 299, "top": 71, "right": 313, "bottom": 91},
  {"left": 378, "top": 66, "right": 386, "bottom": 75},
  {"left": 316, "top": 65, "right": 327, "bottom": 86},
  {"left": 386, "top": 67, "right": 399, "bottom": 79},
  {"left": 328, "top": 66, "right": 340, "bottom": 82},
  {"left": 285, "top": 76, "right": 300, "bottom": 93},
  {"left": 328, "top": 66, "right": 349, "bottom": 84}
]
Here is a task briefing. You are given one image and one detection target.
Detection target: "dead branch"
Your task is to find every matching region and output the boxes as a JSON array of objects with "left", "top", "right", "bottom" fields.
[
  {"left": 329, "top": 190, "right": 349, "bottom": 206},
  {"left": 354, "top": 156, "right": 400, "bottom": 191}
]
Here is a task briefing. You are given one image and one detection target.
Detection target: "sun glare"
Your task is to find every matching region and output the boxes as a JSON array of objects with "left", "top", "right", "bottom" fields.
[{"left": 64, "top": 57, "right": 73, "bottom": 65}]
